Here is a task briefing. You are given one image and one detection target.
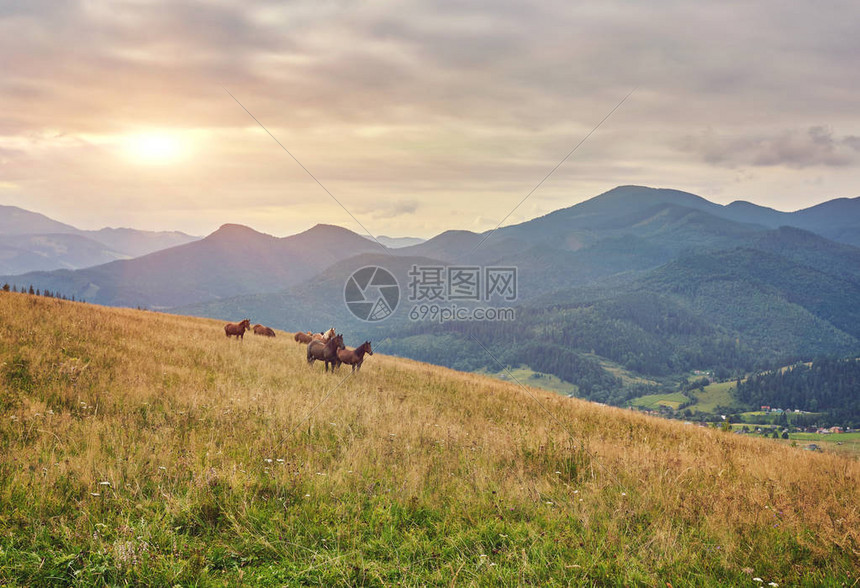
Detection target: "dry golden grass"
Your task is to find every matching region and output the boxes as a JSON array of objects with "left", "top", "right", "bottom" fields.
[{"left": 1, "top": 291, "right": 858, "bottom": 585}]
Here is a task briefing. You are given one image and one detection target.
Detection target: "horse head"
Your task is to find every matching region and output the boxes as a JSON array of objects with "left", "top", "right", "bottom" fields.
[
  {"left": 333, "top": 333, "right": 345, "bottom": 350},
  {"left": 363, "top": 341, "right": 373, "bottom": 355}
]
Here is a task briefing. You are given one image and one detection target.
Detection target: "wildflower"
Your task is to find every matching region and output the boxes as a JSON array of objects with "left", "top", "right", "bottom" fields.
[
  {"left": 276, "top": 459, "right": 284, "bottom": 463},
  {"left": 99, "top": 481, "right": 111, "bottom": 486},
  {"left": 91, "top": 492, "right": 100, "bottom": 497},
  {"left": 265, "top": 458, "right": 273, "bottom": 463},
  {"left": 753, "top": 579, "right": 763, "bottom": 583},
  {"left": 621, "top": 492, "right": 627, "bottom": 496},
  {"left": 158, "top": 466, "right": 166, "bottom": 471},
  {"left": 304, "top": 494, "right": 310, "bottom": 497},
  {"left": 555, "top": 471, "right": 562, "bottom": 474},
  {"left": 768, "top": 583, "right": 778, "bottom": 587},
  {"left": 545, "top": 501, "right": 553, "bottom": 505}
]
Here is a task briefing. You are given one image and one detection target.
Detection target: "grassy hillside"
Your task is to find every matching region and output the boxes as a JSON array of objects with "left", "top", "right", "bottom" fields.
[{"left": 1, "top": 292, "right": 858, "bottom": 585}]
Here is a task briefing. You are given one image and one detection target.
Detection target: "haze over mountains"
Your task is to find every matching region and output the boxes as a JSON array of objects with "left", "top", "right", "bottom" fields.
[
  {"left": 0, "top": 204, "right": 199, "bottom": 274},
  {"left": 4, "top": 185, "right": 860, "bottom": 407}
]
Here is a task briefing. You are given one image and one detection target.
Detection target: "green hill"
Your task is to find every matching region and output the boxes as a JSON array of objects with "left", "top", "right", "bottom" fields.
[{"left": 1, "top": 291, "right": 858, "bottom": 584}]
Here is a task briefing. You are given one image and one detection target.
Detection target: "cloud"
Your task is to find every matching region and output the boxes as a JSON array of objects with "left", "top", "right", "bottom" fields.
[
  {"left": 2, "top": 0, "right": 860, "bottom": 235},
  {"left": 355, "top": 198, "right": 420, "bottom": 220},
  {"left": 681, "top": 126, "right": 860, "bottom": 169}
]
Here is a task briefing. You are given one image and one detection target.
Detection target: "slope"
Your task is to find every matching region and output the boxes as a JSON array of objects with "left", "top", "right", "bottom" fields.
[{"left": 0, "top": 292, "right": 857, "bottom": 584}]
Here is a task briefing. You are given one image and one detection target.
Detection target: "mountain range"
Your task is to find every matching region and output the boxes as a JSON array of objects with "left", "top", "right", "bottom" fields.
[
  {"left": 0, "top": 204, "right": 199, "bottom": 274},
  {"left": 4, "top": 185, "right": 860, "bottom": 412}
]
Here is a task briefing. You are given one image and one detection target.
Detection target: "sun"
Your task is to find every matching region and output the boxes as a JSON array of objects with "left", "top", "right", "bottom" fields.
[{"left": 124, "top": 132, "right": 186, "bottom": 165}]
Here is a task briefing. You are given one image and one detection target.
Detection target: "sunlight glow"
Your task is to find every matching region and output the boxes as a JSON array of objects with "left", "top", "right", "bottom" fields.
[{"left": 124, "top": 132, "right": 186, "bottom": 165}]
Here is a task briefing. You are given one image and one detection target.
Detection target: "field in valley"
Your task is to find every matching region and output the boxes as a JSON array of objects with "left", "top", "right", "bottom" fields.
[{"left": 1, "top": 292, "right": 859, "bottom": 586}]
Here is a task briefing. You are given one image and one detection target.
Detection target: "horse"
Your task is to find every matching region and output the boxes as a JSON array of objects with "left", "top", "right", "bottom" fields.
[
  {"left": 294, "top": 331, "right": 313, "bottom": 344},
  {"left": 307, "top": 333, "right": 345, "bottom": 372},
  {"left": 311, "top": 327, "right": 336, "bottom": 342},
  {"left": 253, "top": 324, "right": 276, "bottom": 337},
  {"left": 224, "top": 319, "right": 251, "bottom": 340},
  {"left": 337, "top": 341, "right": 373, "bottom": 372}
]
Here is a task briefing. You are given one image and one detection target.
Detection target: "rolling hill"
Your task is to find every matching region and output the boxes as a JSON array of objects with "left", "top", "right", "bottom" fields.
[{"left": 0, "top": 292, "right": 857, "bottom": 584}]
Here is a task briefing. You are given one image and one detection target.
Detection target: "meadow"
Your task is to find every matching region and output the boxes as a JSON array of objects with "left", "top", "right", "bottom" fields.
[{"left": 1, "top": 292, "right": 858, "bottom": 586}]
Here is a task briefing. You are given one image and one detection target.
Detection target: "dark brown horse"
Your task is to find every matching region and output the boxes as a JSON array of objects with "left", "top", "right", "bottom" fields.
[
  {"left": 224, "top": 319, "right": 251, "bottom": 340},
  {"left": 294, "top": 331, "right": 314, "bottom": 344},
  {"left": 307, "top": 333, "right": 345, "bottom": 372},
  {"left": 253, "top": 324, "right": 276, "bottom": 337},
  {"left": 337, "top": 341, "right": 373, "bottom": 372}
]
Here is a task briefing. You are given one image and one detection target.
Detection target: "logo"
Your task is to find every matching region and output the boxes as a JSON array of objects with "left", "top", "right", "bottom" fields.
[{"left": 344, "top": 266, "right": 400, "bottom": 322}]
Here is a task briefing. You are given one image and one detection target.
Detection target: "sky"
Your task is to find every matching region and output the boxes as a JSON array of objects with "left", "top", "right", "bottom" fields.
[{"left": 1, "top": 0, "right": 859, "bottom": 239}]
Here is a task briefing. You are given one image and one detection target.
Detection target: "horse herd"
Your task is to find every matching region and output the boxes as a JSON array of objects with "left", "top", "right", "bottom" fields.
[{"left": 223, "top": 320, "right": 373, "bottom": 373}]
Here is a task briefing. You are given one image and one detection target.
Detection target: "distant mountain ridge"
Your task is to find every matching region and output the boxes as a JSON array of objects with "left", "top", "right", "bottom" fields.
[
  {"left": 0, "top": 204, "right": 200, "bottom": 273},
  {"left": 363, "top": 235, "right": 426, "bottom": 248},
  {"left": 1, "top": 222, "right": 385, "bottom": 308}
]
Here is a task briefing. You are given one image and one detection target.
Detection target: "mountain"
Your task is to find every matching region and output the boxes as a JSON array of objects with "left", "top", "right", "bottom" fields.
[
  {"left": 485, "top": 185, "right": 860, "bottom": 249},
  {"left": 0, "top": 204, "right": 200, "bottom": 272},
  {"left": 1, "top": 223, "right": 386, "bottom": 309},
  {"left": 82, "top": 227, "right": 199, "bottom": 258},
  {"left": 364, "top": 234, "right": 426, "bottom": 248},
  {"left": 176, "top": 251, "right": 447, "bottom": 337},
  {"left": 0, "top": 205, "right": 79, "bottom": 235},
  {"left": 0, "top": 233, "right": 123, "bottom": 274}
]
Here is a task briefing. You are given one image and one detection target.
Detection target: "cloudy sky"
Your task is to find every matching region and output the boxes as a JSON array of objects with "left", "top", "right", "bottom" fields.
[{"left": 1, "top": 0, "right": 859, "bottom": 238}]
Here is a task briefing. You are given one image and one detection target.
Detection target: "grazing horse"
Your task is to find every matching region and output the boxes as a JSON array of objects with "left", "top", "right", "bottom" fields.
[
  {"left": 307, "top": 333, "right": 345, "bottom": 372},
  {"left": 253, "top": 324, "right": 276, "bottom": 337},
  {"left": 312, "top": 327, "right": 336, "bottom": 342},
  {"left": 337, "top": 341, "right": 373, "bottom": 372},
  {"left": 224, "top": 319, "right": 251, "bottom": 340},
  {"left": 294, "top": 331, "right": 313, "bottom": 344}
]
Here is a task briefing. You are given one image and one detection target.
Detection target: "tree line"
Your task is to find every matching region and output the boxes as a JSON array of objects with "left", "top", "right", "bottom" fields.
[
  {"left": 1, "top": 283, "right": 81, "bottom": 302},
  {"left": 735, "top": 357, "right": 860, "bottom": 427}
]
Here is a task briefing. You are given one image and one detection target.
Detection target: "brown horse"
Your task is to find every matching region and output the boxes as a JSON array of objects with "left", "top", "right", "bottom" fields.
[
  {"left": 294, "top": 331, "right": 313, "bottom": 344},
  {"left": 311, "top": 327, "right": 336, "bottom": 342},
  {"left": 224, "top": 319, "right": 251, "bottom": 339},
  {"left": 307, "top": 333, "right": 345, "bottom": 372},
  {"left": 253, "top": 324, "right": 276, "bottom": 337},
  {"left": 337, "top": 341, "right": 373, "bottom": 372}
]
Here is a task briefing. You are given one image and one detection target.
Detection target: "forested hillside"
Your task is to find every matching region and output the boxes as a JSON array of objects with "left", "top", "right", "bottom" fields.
[{"left": 736, "top": 358, "right": 860, "bottom": 427}]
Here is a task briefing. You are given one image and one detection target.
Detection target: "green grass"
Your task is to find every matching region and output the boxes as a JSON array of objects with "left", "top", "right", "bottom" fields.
[
  {"left": 688, "top": 381, "right": 737, "bottom": 413},
  {"left": 1, "top": 292, "right": 859, "bottom": 586},
  {"left": 484, "top": 365, "right": 579, "bottom": 397},
  {"left": 626, "top": 392, "right": 689, "bottom": 410}
]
